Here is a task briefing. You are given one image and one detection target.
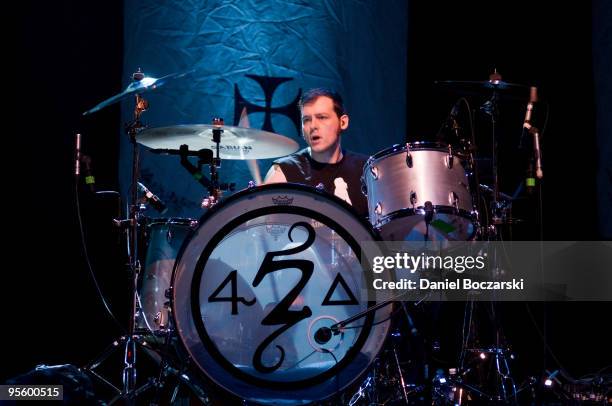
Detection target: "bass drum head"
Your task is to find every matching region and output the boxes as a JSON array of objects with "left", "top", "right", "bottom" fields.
[{"left": 172, "top": 184, "right": 390, "bottom": 405}]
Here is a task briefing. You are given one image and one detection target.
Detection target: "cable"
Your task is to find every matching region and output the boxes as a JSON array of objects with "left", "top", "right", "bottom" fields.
[
  {"left": 341, "top": 305, "right": 402, "bottom": 331},
  {"left": 75, "top": 178, "right": 126, "bottom": 334},
  {"left": 523, "top": 302, "right": 567, "bottom": 374}
]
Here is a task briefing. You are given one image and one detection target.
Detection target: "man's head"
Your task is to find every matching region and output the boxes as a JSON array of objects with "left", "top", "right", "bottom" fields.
[{"left": 299, "top": 88, "right": 349, "bottom": 159}]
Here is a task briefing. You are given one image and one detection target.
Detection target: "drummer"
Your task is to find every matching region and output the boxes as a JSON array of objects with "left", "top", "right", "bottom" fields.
[{"left": 264, "top": 88, "right": 368, "bottom": 218}]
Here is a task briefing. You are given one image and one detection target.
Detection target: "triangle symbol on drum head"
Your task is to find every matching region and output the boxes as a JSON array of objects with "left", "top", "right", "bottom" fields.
[{"left": 322, "top": 273, "right": 359, "bottom": 306}]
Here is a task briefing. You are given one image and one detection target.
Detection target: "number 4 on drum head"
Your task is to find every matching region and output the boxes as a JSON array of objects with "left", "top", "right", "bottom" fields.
[{"left": 208, "top": 270, "right": 257, "bottom": 315}]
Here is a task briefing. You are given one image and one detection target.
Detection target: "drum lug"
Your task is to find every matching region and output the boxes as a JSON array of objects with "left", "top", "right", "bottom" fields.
[
  {"left": 471, "top": 209, "right": 480, "bottom": 222},
  {"left": 405, "top": 144, "right": 413, "bottom": 168},
  {"left": 164, "top": 287, "right": 173, "bottom": 299},
  {"left": 369, "top": 165, "right": 379, "bottom": 180},
  {"left": 153, "top": 311, "right": 164, "bottom": 325},
  {"left": 446, "top": 145, "right": 454, "bottom": 169},
  {"left": 360, "top": 176, "right": 368, "bottom": 196},
  {"left": 410, "top": 191, "right": 417, "bottom": 208},
  {"left": 449, "top": 191, "right": 459, "bottom": 211},
  {"left": 375, "top": 202, "right": 383, "bottom": 216}
]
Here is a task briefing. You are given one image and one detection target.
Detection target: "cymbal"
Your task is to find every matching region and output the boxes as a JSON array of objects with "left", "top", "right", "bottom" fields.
[
  {"left": 136, "top": 124, "right": 299, "bottom": 160},
  {"left": 83, "top": 69, "right": 194, "bottom": 116},
  {"left": 434, "top": 79, "right": 532, "bottom": 99}
]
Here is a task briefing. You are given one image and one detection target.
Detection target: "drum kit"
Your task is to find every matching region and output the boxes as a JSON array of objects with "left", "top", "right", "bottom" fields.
[{"left": 79, "top": 69, "right": 541, "bottom": 405}]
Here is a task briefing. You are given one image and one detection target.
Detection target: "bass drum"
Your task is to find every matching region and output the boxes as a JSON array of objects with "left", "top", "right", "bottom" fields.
[{"left": 171, "top": 184, "right": 391, "bottom": 405}]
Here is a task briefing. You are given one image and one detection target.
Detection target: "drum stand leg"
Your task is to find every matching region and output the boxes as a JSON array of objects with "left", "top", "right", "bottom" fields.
[
  {"left": 391, "top": 338, "right": 410, "bottom": 404},
  {"left": 83, "top": 334, "right": 162, "bottom": 404},
  {"left": 449, "top": 299, "right": 519, "bottom": 404}
]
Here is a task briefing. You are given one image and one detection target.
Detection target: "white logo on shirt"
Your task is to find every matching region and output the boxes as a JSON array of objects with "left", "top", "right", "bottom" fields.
[{"left": 333, "top": 177, "right": 352, "bottom": 205}]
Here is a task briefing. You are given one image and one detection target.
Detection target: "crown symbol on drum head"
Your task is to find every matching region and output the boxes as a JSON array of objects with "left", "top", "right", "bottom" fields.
[{"left": 271, "top": 195, "right": 294, "bottom": 205}]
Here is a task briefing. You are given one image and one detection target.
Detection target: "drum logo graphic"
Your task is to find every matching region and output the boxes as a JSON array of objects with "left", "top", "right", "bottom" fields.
[
  {"left": 172, "top": 186, "right": 390, "bottom": 403},
  {"left": 271, "top": 195, "right": 294, "bottom": 205}
]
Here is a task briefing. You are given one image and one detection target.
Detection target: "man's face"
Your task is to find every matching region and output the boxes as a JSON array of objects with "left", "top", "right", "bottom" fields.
[{"left": 301, "top": 96, "right": 348, "bottom": 154}]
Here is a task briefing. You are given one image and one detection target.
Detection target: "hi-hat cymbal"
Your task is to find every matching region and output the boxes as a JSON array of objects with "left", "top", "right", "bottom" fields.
[
  {"left": 136, "top": 124, "right": 299, "bottom": 160},
  {"left": 83, "top": 69, "right": 194, "bottom": 116}
]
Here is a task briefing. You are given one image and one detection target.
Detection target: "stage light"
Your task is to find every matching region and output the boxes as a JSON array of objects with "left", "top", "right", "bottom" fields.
[{"left": 544, "top": 370, "right": 560, "bottom": 388}]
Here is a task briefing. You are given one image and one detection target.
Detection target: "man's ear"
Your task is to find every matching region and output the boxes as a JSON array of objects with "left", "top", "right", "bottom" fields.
[{"left": 340, "top": 114, "right": 349, "bottom": 130}]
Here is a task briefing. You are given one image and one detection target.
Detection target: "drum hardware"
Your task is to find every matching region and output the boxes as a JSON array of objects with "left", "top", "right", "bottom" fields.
[
  {"left": 81, "top": 69, "right": 204, "bottom": 405},
  {"left": 405, "top": 143, "right": 413, "bottom": 168},
  {"left": 390, "top": 331, "right": 411, "bottom": 404},
  {"left": 152, "top": 144, "right": 236, "bottom": 208},
  {"left": 375, "top": 202, "right": 383, "bottom": 216},
  {"left": 445, "top": 145, "right": 454, "bottom": 169},
  {"left": 316, "top": 288, "right": 431, "bottom": 342},
  {"left": 424, "top": 201, "right": 435, "bottom": 241},
  {"left": 348, "top": 325, "right": 427, "bottom": 405}
]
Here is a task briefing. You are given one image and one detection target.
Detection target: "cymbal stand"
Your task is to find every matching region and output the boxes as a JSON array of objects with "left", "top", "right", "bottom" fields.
[
  {"left": 448, "top": 70, "right": 519, "bottom": 404},
  {"left": 84, "top": 69, "right": 158, "bottom": 405},
  {"left": 210, "top": 118, "right": 224, "bottom": 203},
  {"left": 479, "top": 70, "right": 504, "bottom": 228}
]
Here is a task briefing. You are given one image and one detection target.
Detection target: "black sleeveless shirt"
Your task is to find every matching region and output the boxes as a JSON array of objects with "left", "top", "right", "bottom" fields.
[{"left": 274, "top": 148, "right": 369, "bottom": 219}]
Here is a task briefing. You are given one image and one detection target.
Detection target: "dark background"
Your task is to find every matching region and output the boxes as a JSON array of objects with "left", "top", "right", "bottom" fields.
[{"left": 5, "top": 0, "right": 610, "bottom": 401}]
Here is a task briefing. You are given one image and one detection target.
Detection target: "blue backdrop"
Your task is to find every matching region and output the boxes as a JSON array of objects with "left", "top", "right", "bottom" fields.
[{"left": 120, "top": 0, "right": 407, "bottom": 218}]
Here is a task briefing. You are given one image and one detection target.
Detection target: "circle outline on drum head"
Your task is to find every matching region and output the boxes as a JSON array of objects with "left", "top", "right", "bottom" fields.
[{"left": 189, "top": 204, "right": 378, "bottom": 390}]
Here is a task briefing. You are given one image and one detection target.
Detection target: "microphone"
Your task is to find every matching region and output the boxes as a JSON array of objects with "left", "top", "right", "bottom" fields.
[
  {"left": 449, "top": 99, "right": 461, "bottom": 123},
  {"left": 523, "top": 86, "right": 538, "bottom": 126},
  {"left": 447, "top": 99, "right": 461, "bottom": 132},
  {"left": 523, "top": 87, "right": 543, "bottom": 179},
  {"left": 74, "top": 133, "right": 81, "bottom": 177},
  {"left": 81, "top": 155, "right": 96, "bottom": 192},
  {"left": 532, "top": 127, "right": 543, "bottom": 179},
  {"left": 137, "top": 182, "right": 168, "bottom": 214}
]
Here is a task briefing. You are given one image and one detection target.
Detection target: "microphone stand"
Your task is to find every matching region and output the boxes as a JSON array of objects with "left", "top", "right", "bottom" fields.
[
  {"left": 315, "top": 290, "right": 433, "bottom": 342},
  {"left": 84, "top": 70, "right": 158, "bottom": 405}
]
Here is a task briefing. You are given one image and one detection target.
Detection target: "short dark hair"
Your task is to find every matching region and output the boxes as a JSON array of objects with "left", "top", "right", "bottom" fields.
[{"left": 299, "top": 88, "right": 346, "bottom": 118}]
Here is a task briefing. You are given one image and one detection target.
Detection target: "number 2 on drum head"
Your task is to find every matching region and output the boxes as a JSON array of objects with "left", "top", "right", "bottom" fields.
[
  {"left": 251, "top": 221, "right": 316, "bottom": 373},
  {"left": 208, "top": 270, "right": 257, "bottom": 315}
]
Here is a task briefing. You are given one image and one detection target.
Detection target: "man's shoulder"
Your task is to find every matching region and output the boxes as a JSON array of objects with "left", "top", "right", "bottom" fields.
[
  {"left": 274, "top": 148, "right": 310, "bottom": 166},
  {"left": 343, "top": 150, "right": 369, "bottom": 168}
]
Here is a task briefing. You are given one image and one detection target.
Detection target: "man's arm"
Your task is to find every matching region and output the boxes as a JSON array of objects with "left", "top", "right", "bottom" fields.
[{"left": 263, "top": 164, "right": 287, "bottom": 184}]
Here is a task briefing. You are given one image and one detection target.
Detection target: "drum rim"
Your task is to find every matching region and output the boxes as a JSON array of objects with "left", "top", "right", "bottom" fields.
[
  {"left": 365, "top": 141, "right": 453, "bottom": 167},
  {"left": 193, "top": 183, "right": 379, "bottom": 239},
  {"left": 143, "top": 217, "right": 199, "bottom": 227},
  {"left": 189, "top": 205, "right": 379, "bottom": 389}
]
